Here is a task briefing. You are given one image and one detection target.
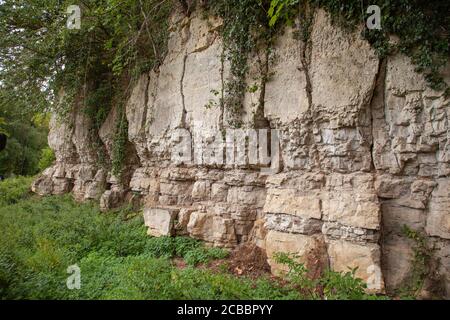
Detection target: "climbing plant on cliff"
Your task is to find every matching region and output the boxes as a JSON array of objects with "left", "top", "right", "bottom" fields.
[
  {"left": 111, "top": 105, "right": 129, "bottom": 177},
  {"left": 205, "top": 0, "right": 449, "bottom": 128},
  {"left": 207, "top": 0, "right": 273, "bottom": 128},
  {"left": 267, "top": 0, "right": 450, "bottom": 94}
]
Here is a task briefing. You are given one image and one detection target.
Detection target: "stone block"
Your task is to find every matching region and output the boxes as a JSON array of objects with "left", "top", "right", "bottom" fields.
[
  {"left": 191, "top": 180, "right": 211, "bottom": 200},
  {"left": 265, "top": 230, "right": 326, "bottom": 275},
  {"left": 263, "top": 188, "right": 322, "bottom": 219},
  {"left": 327, "top": 240, "right": 384, "bottom": 293},
  {"left": 426, "top": 179, "right": 450, "bottom": 239},
  {"left": 187, "top": 211, "right": 237, "bottom": 246},
  {"left": 143, "top": 208, "right": 178, "bottom": 237},
  {"left": 322, "top": 192, "right": 380, "bottom": 230},
  {"left": 265, "top": 213, "right": 323, "bottom": 235}
]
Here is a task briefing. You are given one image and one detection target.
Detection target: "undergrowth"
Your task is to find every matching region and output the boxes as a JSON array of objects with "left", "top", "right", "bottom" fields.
[
  {"left": 0, "top": 177, "right": 386, "bottom": 300},
  {"left": 0, "top": 176, "right": 34, "bottom": 207},
  {"left": 274, "top": 253, "right": 386, "bottom": 300}
]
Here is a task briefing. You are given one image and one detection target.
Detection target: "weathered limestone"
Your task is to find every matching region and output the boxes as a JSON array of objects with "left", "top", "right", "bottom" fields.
[
  {"left": 381, "top": 237, "right": 415, "bottom": 290},
  {"left": 426, "top": 179, "right": 450, "bottom": 239},
  {"left": 322, "top": 222, "right": 379, "bottom": 243},
  {"left": 265, "top": 213, "right": 323, "bottom": 235},
  {"left": 322, "top": 191, "right": 380, "bottom": 230},
  {"left": 33, "top": 7, "right": 450, "bottom": 297},
  {"left": 264, "top": 26, "right": 309, "bottom": 123},
  {"left": 265, "top": 230, "right": 327, "bottom": 275},
  {"left": 187, "top": 211, "right": 238, "bottom": 247},
  {"left": 143, "top": 208, "right": 178, "bottom": 237},
  {"left": 126, "top": 74, "right": 150, "bottom": 161},
  {"left": 327, "top": 240, "right": 384, "bottom": 293},
  {"left": 48, "top": 112, "right": 77, "bottom": 163},
  {"left": 263, "top": 189, "right": 322, "bottom": 219}
]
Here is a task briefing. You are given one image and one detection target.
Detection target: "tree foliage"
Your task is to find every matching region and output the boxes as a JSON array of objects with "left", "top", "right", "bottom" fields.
[
  {"left": 0, "top": 0, "right": 174, "bottom": 175},
  {"left": 38, "top": 146, "right": 56, "bottom": 172},
  {"left": 0, "top": 97, "right": 49, "bottom": 176},
  {"left": 0, "top": 0, "right": 174, "bottom": 115},
  {"left": 0, "top": 117, "right": 7, "bottom": 136}
]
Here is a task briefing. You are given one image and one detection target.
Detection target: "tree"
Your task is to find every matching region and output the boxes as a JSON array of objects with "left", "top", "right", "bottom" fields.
[
  {"left": 0, "top": 97, "right": 48, "bottom": 176},
  {"left": 0, "top": 0, "right": 174, "bottom": 117},
  {"left": 0, "top": 0, "right": 174, "bottom": 176}
]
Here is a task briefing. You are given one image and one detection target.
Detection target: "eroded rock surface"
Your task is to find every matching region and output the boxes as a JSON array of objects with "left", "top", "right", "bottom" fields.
[{"left": 33, "top": 8, "right": 450, "bottom": 297}]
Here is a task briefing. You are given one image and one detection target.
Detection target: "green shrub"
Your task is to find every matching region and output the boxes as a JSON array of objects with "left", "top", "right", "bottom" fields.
[
  {"left": 320, "top": 269, "right": 371, "bottom": 300},
  {"left": 173, "top": 236, "right": 203, "bottom": 256},
  {"left": 143, "top": 236, "right": 229, "bottom": 266},
  {"left": 0, "top": 176, "right": 33, "bottom": 206},
  {"left": 143, "top": 236, "right": 178, "bottom": 258},
  {"left": 38, "top": 147, "right": 55, "bottom": 172},
  {"left": 274, "top": 252, "right": 387, "bottom": 300},
  {"left": 184, "top": 247, "right": 229, "bottom": 266}
]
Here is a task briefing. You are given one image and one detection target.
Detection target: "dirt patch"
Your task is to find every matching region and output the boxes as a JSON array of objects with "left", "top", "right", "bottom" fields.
[
  {"left": 172, "top": 257, "right": 188, "bottom": 269},
  {"left": 221, "top": 243, "right": 272, "bottom": 278},
  {"left": 305, "top": 238, "right": 328, "bottom": 280},
  {"left": 171, "top": 243, "right": 272, "bottom": 279}
]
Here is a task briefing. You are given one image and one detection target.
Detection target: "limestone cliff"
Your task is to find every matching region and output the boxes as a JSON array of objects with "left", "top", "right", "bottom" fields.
[{"left": 32, "top": 8, "right": 450, "bottom": 297}]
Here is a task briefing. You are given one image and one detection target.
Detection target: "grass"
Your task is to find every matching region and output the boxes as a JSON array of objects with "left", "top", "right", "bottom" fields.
[{"left": 0, "top": 177, "right": 386, "bottom": 300}]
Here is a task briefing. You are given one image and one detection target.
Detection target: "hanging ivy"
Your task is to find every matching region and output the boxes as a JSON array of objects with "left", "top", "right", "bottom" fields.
[{"left": 207, "top": 0, "right": 273, "bottom": 128}]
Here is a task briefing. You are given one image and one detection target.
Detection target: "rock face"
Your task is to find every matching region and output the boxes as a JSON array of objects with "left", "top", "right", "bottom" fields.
[{"left": 33, "top": 8, "right": 450, "bottom": 297}]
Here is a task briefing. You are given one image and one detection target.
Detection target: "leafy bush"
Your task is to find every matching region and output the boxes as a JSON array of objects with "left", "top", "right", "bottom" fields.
[
  {"left": 0, "top": 117, "right": 7, "bottom": 136},
  {"left": 320, "top": 269, "right": 373, "bottom": 300},
  {"left": 144, "top": 236, "right": 228, "bottom": 266},
  {"left": 184, "top": 247, "right": 229, "bottom": 266},
  {"left": 274, "top": 252, "right": 387, "bottom": 300},
  {"left": 0, "top": 176, "right": 33, "bottom": 206},
  {"left": 64, "top": 253, "right": 301, "bottom": 300},
  {"left": 0, "top": 118, "right": 48, "bottom": 177},
  {"left": 38, "top": 147, "right": 55, "bottom": 172}
]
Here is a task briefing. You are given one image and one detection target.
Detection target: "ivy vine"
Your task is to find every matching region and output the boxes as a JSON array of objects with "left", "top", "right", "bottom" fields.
[
  {"left": 111, "top": 105, "right": 129, "bottom": 178},
  {"left": 207, "top": 0, "right": 273, "bottom": 128}
]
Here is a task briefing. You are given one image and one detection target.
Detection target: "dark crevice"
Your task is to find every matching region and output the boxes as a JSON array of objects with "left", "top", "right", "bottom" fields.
[
  {"left": 219, "top": 48, "right": 225, "bottom": 133},
  {"left": 141, "top": 73, "right": 151, "bottom": 133},
  {"left": 298, "top": 5, "right": 314, "bottom": 111},
  {"left": 180, "top": 52, "right": 189, "bottom": 129},
  {"left": 370, "top": 57, "right": 388, "bottom": 292},
  {"left": 369, "top": 58, "right": 387, "bottom": 172},
  {"left": 253, "top": 45, "right": 270, "bottom": 130},
  {"left": 300, "top": 49, "right": 313, "bottom": 111}
]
